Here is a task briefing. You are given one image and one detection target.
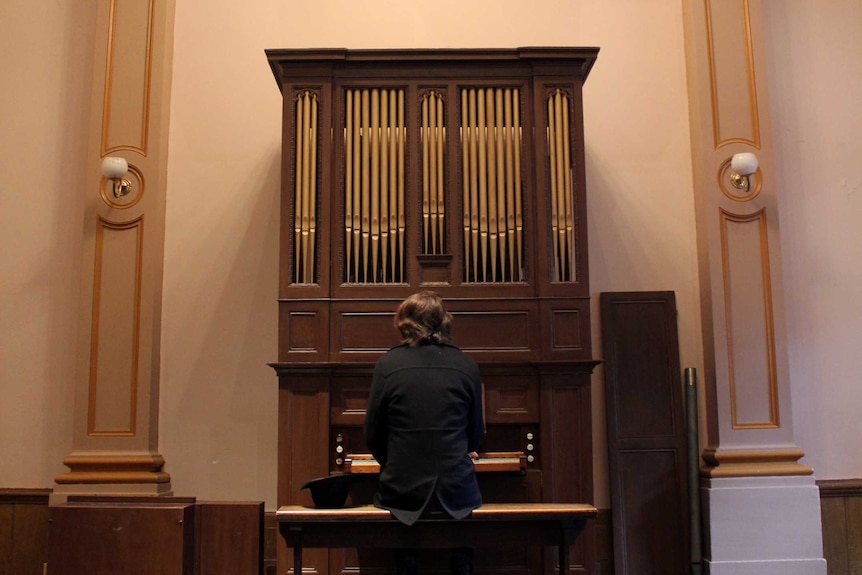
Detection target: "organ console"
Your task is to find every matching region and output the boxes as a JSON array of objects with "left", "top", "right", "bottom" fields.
[{"left": 266, "top": 47, "right": 600, "bottom": 575}]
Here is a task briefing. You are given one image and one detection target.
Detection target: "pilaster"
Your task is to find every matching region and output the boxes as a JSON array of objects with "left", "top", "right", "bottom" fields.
[
  {"left": 55, "top": 0, "right": 176, "bottom": 499},
  {"left": 681, "top": 0, "right": 825, "bottom": 572}
]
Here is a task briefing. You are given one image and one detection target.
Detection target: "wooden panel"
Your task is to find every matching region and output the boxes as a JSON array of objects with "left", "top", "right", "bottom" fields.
[
  {"left": 47, "top": 501, "right": 195, "bottom": 575},
  {"left": 819, "top": 479, "right": 862, "bottom": 575},
  {"left": 198, "top": 501, "right": 264, "bottom": 575},
  {"left": 541, "top": 298, "right": 592, "bottom": 359},
  {"left": 483, "top": 372, "right": 540, "bottom": 424},
  {"left": 0, "top": 489, "right": 51, "bottom": 575},
  {"left": 616, "top": 450, "right": 686, "bottom": 574},
  {"left": 849, "top": 497, "right": 862, "bottom": 575},
  {"left": 279, "top": 301, "right": 330, "bottom": 360},
  {"left": 819, "top": 497, "right": 848, "bottom": 575},
  {"left": 336, "top": 311, "right": 401, "bottom": 353},
  {"left": 539, "top": 365, "right": 595, "bottom": 575},
  {"left": 330, "top": 373, "right": 374, "bottom": 425},
  {"left": 600, "top": 291, "right": 689, "bottom": 575},
  {"left": 0, "top": 504, "right": 11, "bottom": 575},
  {"left": 276, "top": 372, "right": 331, "bottom": 575},
  {"left": 456, "top": 311, "right": 533, "bottom": 351}
]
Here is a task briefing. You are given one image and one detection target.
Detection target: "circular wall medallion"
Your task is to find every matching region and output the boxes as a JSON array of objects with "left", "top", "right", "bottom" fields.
[
  {"left": 718, "top": 157, "right": 762, "bottom": 202},
  {"left": 99, "top": 162, "right": 144, "bottom": 209}
]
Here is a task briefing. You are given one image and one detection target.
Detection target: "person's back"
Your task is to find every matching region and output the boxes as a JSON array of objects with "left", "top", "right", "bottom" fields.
[
  {"left": 364, "top": 291, "right": 485, "bottom": 575},
  {"left": 366, "top": 341, "right": 484, "bottom": 525}
]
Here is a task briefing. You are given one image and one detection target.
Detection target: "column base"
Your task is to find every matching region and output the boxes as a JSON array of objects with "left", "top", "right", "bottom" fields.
[
  {"left": 50, "top": 481, "right": 174, "bottom": 504},
  {"left": 702, "top": 475, "right": 826, "bottom": 575},
  {"left": 52, "top": 451, "right": 173, "bottom": 503},
  {"left": 705, "top": 558, "right": 827, "bottom": 575}
]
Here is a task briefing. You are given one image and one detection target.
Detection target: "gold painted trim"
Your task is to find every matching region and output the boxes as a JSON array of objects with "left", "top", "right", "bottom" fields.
[
  {"left": 54, "top": 471, "right": 171, "bottom": 484},
  {"left": 62, "top": 453, "right": 165, "bottom": 468},
  {"left": 101, "top": 0, "right": 156, "bottom": 156},
  {"left": 719, "top": 208, "right": 779, "bottom": 429},
  {"left": 87, "top": 216, "right": 144, "bottom": 437},
  {"left": 704, "top": 0, "right": 762, "bottom": 150},
  {"left": 701, "top": 447, "right": 812, "bottom": 477}
]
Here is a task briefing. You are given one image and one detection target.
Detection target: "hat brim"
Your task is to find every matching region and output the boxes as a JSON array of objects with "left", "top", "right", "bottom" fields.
[{"left": 300, "top": 474, "right": 363, "bottom": 509}]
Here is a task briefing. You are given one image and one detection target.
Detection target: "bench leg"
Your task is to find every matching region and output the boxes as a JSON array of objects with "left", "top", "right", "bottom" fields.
[
  {"left": 293, "top": 544, "right": 303, "bottom": 575},
  {"left": 558, "top": 539, "right": 570, "bottom": 575}
]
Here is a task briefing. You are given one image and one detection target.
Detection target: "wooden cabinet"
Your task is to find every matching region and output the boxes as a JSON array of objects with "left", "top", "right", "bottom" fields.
[
  {"left": 46, "top": 497, "right": 264, "bottom": 575},
  {"left": 47, "top": 499, "right": 196, "bottom": 575},
  {"left": 266, "top": 47, "right": 599, "bottom": 575}
]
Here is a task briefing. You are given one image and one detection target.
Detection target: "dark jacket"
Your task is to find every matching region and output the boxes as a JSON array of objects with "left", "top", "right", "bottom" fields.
[{"left": 364, "top": 342, "right": 484, "bottom": 525}]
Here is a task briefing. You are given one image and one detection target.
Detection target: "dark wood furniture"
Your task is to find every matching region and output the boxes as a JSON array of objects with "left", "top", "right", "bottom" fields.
[
  {"left": 47, "top": 498, "right": 197, "bottom": 575},
  {"left": 278, "top": 503, "right": 597, "bottom": 575},
  {"left": 0, "top": 489, "right": 51, "bottom": 575},
  {"left": 265, "top": 47, "right": 600, "bottom": 575},
  {"left": 600, "top": 292, "right": 691, "bottom": 575},
  {"left": 46, "top": 496, "right": 264, "bottom": 575}
]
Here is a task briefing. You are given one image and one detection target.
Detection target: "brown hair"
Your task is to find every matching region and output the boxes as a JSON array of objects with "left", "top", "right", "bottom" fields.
[{"left": 394, "top": 291, "right": 452, "bottom": 347}]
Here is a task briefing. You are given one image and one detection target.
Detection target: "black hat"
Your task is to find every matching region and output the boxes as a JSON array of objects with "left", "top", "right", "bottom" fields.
[{"left": 300, "top": 474, "right": 361, "bottom": 508}]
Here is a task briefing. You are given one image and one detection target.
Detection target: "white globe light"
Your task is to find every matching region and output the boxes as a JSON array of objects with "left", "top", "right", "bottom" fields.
[
  {"left": 101, "top": 156, "right": 129, "bottom": 179},
  {"left": 731, "top": 152, "right": 758, "bottom": 176}
]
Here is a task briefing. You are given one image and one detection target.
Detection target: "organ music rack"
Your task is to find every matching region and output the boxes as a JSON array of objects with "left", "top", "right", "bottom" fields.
[{"left": 266, "top": 47, "right": 600, "bottom": 575}]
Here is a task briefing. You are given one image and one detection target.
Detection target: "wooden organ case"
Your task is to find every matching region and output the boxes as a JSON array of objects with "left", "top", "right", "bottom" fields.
[{"left": 265, "top": 48, "right": 600, "bottom": 575}]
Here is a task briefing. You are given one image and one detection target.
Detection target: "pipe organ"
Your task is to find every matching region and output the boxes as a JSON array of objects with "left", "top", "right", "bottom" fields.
[{"left": 266, "top": 47, "right": 599, "bottom": 575}]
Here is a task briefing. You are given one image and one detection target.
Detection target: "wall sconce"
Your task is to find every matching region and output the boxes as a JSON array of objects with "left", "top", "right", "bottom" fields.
[
  {"left": 729, "top": 152, "right": 758, "bottom": 192},
  {"left": 101, "top": 157, "right": 132, "bottom": 198}
]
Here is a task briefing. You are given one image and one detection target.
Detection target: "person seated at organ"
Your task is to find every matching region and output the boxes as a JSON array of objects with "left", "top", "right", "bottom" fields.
[{"left": 364, "top": 291, "right": 485, "bottom": 575}]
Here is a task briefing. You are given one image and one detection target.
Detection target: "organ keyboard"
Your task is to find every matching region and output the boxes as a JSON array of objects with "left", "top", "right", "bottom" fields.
[{"left": 343, "top": 452, "right": 527, "bottom": 474}]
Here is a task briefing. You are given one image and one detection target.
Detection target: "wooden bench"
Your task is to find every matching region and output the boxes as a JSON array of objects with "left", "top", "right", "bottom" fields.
[{"left": 277, "top": 502, "right": 598, "bottom": 574}]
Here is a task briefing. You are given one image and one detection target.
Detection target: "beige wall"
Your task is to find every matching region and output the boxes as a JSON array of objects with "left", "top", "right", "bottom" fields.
[
  {"left": 0, "top": 1, "right": 97, "bottom": 486},
  {"left": 762, "top": 0, "right": 862, "bottom": 478},
  {"left": 1, "top": 0, "right": 859, "bottom": 510}
]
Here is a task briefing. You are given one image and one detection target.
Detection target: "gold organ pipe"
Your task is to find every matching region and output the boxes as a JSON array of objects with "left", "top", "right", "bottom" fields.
[
  {"left": 397, "top": 91, "right": 406, "bottom": 281},
  {"left": 301, "top": 92, "right": 313, "bottom": 284},
  {"left": 547, "top": 89, "right": 574, "bottom": 282},
  {"left": 345, "top": 91, "right": 354, "bottom": 282},
  {"left": 436, "top": 95, "right": 445, "bottom": 255},
  {"left": 389, "top": 90, "right": 399, "bottom": 281},
  {"left": 562, "top": 95, "right": 573, "bottom": 282},
  {"left": 461, "top": 96, "right": 471, "bottom": 277},
  {"left": 429, "top": 93, "right": 439, "bottom": 254},
  {"left": 352, "top": 92, "right": 362, "bottom": 282},
  {"left": 486, "top": 90, "right": 498, "bottom": 281},
  {"left": 469, "top": 89, "right": 479, "bottom": 281},
  {"left": 504, "top": 89, "right": 516, "bottom": 278},
  {"left": 380, "top": 90, "right": 390, "bottom": 282},
  {"left": 308, "top": 95, "right": 318, "bottom": 283},
  {"left": 371, "top": 89, "right": 380, "bottom": 281},
  {"left": 495, "top": 89, "right": 506, "bottom": 279},
  {"left": 555, "top": 90, "right": 567, "bottom": 281},
  {"left": 361, "top": 90, "right": 370, "bottom": 282},
  {"left": 477, "top": 90, "right": 488, "bottom": 282},
  {"left": 460, "top": 87, "right": 525, "bottom": 282},
  {"left": 422, "top": 96, "right": 430, "bottom": 252},
  {"left": 513, "top": 91, "right": 523, "bottom": 280},
  {"left": 422, "top": 91, "right": 446, "bottom": 256},
  {"left": 294, "top": 95, "right": 304, "bottom": 283},
  {"left": 547, "top": 98, "right": 559, "bottom": 279}
]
